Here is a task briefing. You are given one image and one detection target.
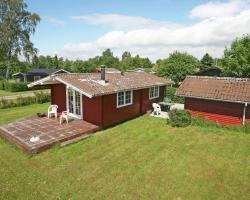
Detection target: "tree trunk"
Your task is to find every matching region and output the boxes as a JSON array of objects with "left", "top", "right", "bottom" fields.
[
  {"left": 5, "top": 52, "right": 11, "bottom": 82},
  {"left": 5, "top": 60, "right": 10, "bottom": 81}
]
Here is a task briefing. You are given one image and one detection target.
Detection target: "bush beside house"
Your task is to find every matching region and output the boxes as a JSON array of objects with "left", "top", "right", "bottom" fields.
[{"left": 168, "top": 109, "right": 191, "bottom": 127}]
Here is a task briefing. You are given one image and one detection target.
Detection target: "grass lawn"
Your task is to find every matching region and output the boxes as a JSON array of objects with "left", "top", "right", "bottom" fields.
[
  {"left": 0, "top": 106, "right": 249, "bottom": 199},
  {"left": 0, "top": 89, "right": 50, "bottom": 97},
  {"left": 0, "top": 103, "right": 50, "bottom": 125}
]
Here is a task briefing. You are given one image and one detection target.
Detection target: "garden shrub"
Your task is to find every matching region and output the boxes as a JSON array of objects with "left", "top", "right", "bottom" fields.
[
  {"left": 16, "top": 96, "right": 36, "bottom": 106},
  {"left": 0, "top": 92, "right": 51, "bottom": 109},
  {"left": 168, "top": 109, "right": 191, "bottom": 127},
  {"left": 4, "top": 82, "right": 29, "bottom": 92},
  {"left": 166, "top": 87, "right": 184, "bottom": 103},
  {"left": 34, "top": 91, "right": 51, "bottom": 103}
]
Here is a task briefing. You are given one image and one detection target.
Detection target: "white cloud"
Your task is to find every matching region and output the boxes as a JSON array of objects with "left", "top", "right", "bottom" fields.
[
  {"left": 71, "top": 14, "right": 180, "bottom": 30},
  {"left": 190, "top": 0, "right": 250, "bottom": 18},
  {"left": 47, "top": 17, "right": 65, "bottom": 26},
  {"left": 55, "top": 1, "right": 250, "bottom": 61}
]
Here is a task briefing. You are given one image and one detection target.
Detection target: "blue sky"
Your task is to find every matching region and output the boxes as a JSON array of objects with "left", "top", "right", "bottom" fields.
[{"left": 26, "top": 0, "right": 250, "bottom": 60}]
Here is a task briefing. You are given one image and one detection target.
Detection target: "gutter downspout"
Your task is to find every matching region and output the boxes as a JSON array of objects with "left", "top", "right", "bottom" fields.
[{"left": 242, "top": 102, "right": 248, "bottom": 126}]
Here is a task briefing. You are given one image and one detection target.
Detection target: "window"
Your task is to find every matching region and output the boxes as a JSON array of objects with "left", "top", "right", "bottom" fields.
[
  {"left": 34, "top": 76, "right": 41, "bottom": 81},
  {"left": 149, "top": 86, "right": 159, "bottom": 99},
  {"left": 117, "top": 90, "right": 133, "bottom": 107}
]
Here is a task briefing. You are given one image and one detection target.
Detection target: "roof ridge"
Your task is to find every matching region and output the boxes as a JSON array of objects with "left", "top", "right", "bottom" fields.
[{"left": 187, "top": 76, "right": 250, "bottom": 81}]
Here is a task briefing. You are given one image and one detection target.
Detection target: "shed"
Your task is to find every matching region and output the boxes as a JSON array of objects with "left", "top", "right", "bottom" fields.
[{"left": 176, "top": 76, "right": 250, "bottom": 126}]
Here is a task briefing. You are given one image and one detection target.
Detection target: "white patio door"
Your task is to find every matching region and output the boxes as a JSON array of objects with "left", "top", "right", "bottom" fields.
[{"left": 67, "top": 87, "right": 83, "bottom": 119}]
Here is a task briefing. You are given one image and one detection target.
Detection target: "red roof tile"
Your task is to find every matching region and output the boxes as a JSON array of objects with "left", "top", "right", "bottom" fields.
[
  {"left": 29, "top": 72, "right": 173, "bottom": 97},
  {"left": 176, "top": 76, "right": 250, "bottom": 103}
]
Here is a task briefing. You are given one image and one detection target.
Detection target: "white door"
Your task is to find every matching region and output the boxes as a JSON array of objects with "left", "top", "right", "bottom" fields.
[{"left": 67, "top": 87, "right": 83, "bottom": 119}]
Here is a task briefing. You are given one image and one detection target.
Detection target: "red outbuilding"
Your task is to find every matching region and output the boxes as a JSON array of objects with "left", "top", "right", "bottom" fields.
[
  {"left": 28, "top": 67, "right": 173, "bottom": 128},
  {"left": 176, "top": 76, "right": 250, "bottom": 126}
]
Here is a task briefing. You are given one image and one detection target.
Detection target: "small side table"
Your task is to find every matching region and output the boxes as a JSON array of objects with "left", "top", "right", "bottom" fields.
[{"left": 158, "top": 102, "right": 174, "bottom": 112}]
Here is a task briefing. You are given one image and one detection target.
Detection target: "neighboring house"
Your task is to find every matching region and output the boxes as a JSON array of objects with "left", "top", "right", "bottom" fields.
[
  {"left": 12, "top": 72, "right": 26, "bottom": 82},
  {"left": 129, "top": 68, "right": 156, "bottom": 74},
  {"left": 13, "top": 68, "right": 70, "bottom": 82},
  {"left": 28, "top": 67, "right": 173, "bottom": 128},
  {"left": 176, "top": 76, "right": 250, "bottom": 126},
  {"left": 195, "top": 66, "right": 222, "bottom": 77}
]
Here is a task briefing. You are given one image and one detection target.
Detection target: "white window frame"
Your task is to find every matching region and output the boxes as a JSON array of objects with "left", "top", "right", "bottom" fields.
[
  {"left": 117, "top": 90, "right": 133, "bottom": 108},
  {"left": 66, "top": 86, "right": 83, "bottom": 119},
  {"left": 149, "top": 86, "right": 160, "bottom": 99},
  {"left": 34, "top": 76, "right": 41, "bottom": 81}
]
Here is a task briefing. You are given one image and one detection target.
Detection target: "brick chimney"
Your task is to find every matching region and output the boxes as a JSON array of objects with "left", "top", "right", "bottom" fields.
[{"left": 100, "top": 65, "right": 106, "bottom": 81}]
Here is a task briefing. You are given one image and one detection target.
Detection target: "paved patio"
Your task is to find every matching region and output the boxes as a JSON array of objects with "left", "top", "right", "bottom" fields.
[
  {"left": 150, "top": 111, "right": 169, "bottom": 119},
  {"left": 0, "top": 116, "right": 100, "bottom": 153}
]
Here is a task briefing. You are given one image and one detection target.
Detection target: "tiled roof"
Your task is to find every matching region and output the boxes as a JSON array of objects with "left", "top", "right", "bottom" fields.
[
  {"left": 176, "top": 76, "right": 250, "bottom": 103},
  {"left": 53, "top": 72, "right": 172, "bottom": 97}
]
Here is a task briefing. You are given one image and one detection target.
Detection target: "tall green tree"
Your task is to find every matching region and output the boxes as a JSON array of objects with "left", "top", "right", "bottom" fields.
[
  {"left": 0, "top": 0, "right": 40, "bottom": 79},
  {"left": 132, "top": 55, "right": 152, "bottom": 69},
  {"left": 121, "top": 51, "right": 133, "bottom": 71},
  {"left": 157, "top": 51, "right": 199, "bottom": 84},
  {"left": 99, "top": 49, "right": 120, "bottom": 68},
  {"left": 222, "top": 34, "right": 250, "bottom": 77},
  {"left": 200, "top": 53, "right": 213, "bottom": 69}
]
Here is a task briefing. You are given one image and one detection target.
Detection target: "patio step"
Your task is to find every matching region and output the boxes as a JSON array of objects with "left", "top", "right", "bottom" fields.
[{"left": 60, "top": 134, "right": 91, "bottom": 147}]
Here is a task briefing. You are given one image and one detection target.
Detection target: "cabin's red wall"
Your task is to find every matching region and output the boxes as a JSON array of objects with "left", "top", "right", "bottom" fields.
[
  {"left": 51, "top": 84, "right": 66, "bottom": 113},
  {"left": 185, "top": 97, "right": 249, "bottom": 126},
  {"left": 82, "top": 95, "right": 103, "bottom": 127},
  {"left": 141, "top": 86, "right": 165, "bottom": 113},
  {"left": 102, "top": 90, "right": 141, "bottom": 127},
  {"left": 51, "top": 84, "right": 166, "bottom": 128}
]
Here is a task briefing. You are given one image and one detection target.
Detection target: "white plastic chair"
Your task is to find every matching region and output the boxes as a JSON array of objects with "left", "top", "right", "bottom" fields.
[
  {"left": 48, "top": 105, "right": 58, "bottom": 118},
  {"left": 60, "top": 111, "right": 69, "bottom": 125},
  {"left": 152, "top": 103, "right": 161, "bottom": 115}
]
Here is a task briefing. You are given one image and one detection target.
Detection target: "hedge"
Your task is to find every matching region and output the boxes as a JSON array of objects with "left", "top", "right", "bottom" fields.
[
  {"left": 0, "top": 91, "right": 50, "bottom": 109},
  {"left": 3, "top": 82, "right": 29, "bottom": 92}
]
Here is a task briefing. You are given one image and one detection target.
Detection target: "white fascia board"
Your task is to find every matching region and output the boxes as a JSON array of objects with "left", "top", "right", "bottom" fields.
[
  {"left": 53, "top": 69, "right": 71, "bottom": 74},
  {"left": 27, "top": 76, "right": 54, "bottom": 88}
]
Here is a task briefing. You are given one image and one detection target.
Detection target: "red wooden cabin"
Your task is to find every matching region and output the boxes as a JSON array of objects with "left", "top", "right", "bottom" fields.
[
  {"left": 28, "top": 67, "right": 173, "bottom": 128},
  {"left": 176, "top": 76, "right": 250, "bottom": 126}
]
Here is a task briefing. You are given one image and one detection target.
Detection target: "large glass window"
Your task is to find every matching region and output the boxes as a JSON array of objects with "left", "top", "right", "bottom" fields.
[
  {"left": 67, "top": 88, "right": 82, "bottom": 117},
  {"left": 75, "top": 91, "right": 81, "bottom": 115},
  {"left": 117, "top": 90, "right": 133, "bottom": 107},
  {"left": 68, "top": 88, "right": 74, "bottom": 113},
  {"left": 149, "top": 86, "right": 159, "bottom": 99}
]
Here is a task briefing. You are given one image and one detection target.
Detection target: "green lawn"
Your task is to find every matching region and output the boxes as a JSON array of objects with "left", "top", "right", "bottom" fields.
[
  {"left": 0, "top": 89, "right": 50, "bottom": 97},
  {"left": 0, "top": 105, "right": 249, "bottom": 199},
  {"left": 0, "top": 103, "right": 50, "bottom": 125}
]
